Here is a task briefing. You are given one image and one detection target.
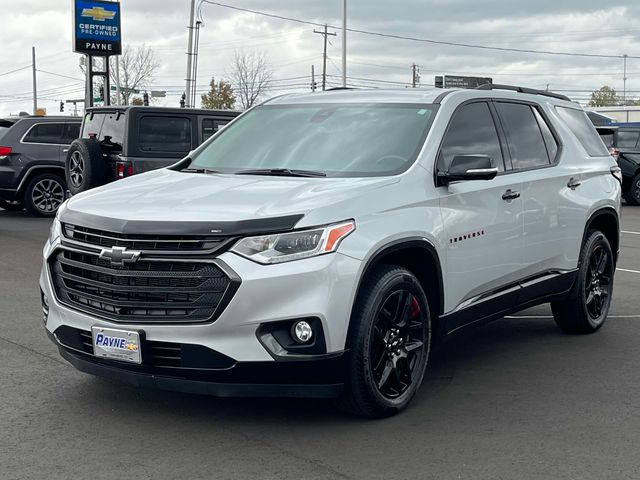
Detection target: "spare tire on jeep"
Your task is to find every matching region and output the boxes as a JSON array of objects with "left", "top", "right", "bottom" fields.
[{"left": 65, "top": 138, "right": 106, "bottom": 195}]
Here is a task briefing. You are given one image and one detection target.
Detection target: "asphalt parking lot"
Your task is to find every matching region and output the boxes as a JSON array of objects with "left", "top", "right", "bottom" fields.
[{"left": 1, "top": 206, "right": 639, "bottom": 480}]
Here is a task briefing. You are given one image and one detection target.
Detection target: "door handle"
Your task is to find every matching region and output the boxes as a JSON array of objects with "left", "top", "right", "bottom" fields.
[
  {"left": 567, "top": 177, "right": 581, "bottom": 190},
  {"left": 502, "top": 189, "right": 521, "bottom": 201},
  {"left": 62, "top": 149, "right": 69, "bottom": 153}
]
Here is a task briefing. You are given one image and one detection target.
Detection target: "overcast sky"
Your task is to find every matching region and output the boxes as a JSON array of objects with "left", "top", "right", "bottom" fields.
[{"left": 1, "top": 0, "right": 640, "bottom": 115}]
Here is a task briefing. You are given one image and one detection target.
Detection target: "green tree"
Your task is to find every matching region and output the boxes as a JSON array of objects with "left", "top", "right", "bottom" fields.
[
  {"left": 588, "top": 86, "right": 620, "bottom": 107},
  {"left": 201, "top": 77, "right": 236, "bottom": 110}
]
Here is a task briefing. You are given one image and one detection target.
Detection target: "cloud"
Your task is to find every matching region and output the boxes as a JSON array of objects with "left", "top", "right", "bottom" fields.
[{"left": 1, "top": 0, "right": 639, "bottom": 115}]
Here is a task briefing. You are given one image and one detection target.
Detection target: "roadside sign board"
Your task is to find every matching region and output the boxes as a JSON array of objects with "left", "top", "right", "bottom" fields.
[
  {"left": 73, "top": 0, "right": 121, "bottom": 55},
  {"left": 444, "top": 75, "right": 492, "bottom": 89}
]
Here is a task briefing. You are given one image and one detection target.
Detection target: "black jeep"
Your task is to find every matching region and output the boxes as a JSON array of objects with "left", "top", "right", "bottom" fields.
[{"left": 65, "top": 106, "right": 240, "bottom": 194}]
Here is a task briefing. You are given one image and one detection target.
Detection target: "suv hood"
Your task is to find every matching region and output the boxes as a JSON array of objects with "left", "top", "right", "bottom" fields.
[{"left": 62, "top": 169, "right": 398, "bottom": 233}]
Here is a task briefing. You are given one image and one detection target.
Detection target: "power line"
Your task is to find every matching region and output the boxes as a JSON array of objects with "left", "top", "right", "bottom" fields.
[
  {"left": 36, "top": 69, "right": 84, "bottom": 82},
  {"left": 0, "top": 65, "right": 31, "bottom": 77},
  {"left": 201, "top": 0, "right": 640, "bottom": 59}
]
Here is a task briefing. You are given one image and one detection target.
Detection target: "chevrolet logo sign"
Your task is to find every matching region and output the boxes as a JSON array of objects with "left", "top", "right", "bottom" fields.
[
  {"left": 99, "top": 246, "right": 141, "bottom": 266},
  {"left": 81, "top": 6, "right": 116, "bottom": 22}
]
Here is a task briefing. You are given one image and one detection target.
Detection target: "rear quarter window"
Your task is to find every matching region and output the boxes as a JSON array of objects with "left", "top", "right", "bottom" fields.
[
  {"left": 616, "top": 130, "right": 640, "bottom": 149},
  {"left": 139, "top": 116, "right": 191, "bottom": 153},
  {"left": 555, "top": 107, "right": 609, "bottom": 157}
]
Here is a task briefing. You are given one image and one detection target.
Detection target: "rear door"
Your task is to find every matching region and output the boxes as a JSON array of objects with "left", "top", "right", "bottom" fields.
[
  {"left": 21, "top": 122, "right": 65, "bottom": 164},
  {"left": 131, "top": 113, "right": 193, "bottom": 173},
  {"left": 59, "top": 122, "right": 81, "bottom": 162},
  {"left": 492, "top": 101, "right": 577, "bottom": 302},
  {"left": 438, "top": 101, "right": 524, "bottom": 328}
]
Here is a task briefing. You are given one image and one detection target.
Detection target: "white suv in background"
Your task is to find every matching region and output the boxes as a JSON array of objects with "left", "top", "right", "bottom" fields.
[{"left": 41, "top": 85, "right": 621, "bottom": 417}]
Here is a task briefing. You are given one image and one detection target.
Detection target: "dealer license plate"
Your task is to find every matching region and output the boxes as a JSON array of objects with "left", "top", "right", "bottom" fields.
[{"left": 92, "top": 326, "right": 142, "bottom": 364}]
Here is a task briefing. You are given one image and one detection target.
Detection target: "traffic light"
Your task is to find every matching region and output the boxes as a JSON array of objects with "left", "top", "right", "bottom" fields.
[
  {"left": 143, "top": 92, "right": 149, "bottom": 106},
  {"left": 99, "top": 85, "right": 105, "bottom": 101},
  {"left": 60, "top": 101, "right": 64, "bottom": 112},
  {"left": 311, "top": 81, "right": 318, "bottom": 91},
  {"left": 180, "top": 92, "right": 186, "bottom": 108}
]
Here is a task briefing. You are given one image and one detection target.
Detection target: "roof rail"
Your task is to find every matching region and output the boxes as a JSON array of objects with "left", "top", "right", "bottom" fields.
[{"left": 476, "top": 83, "right": 571, "bottom": 102}]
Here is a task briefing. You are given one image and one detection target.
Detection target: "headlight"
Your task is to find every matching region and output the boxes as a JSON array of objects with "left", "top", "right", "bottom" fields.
[
  {"left": 48, "top": 217, "right": 62, "bottom": 244},
  {"left": 231, "top": 220, "right": 355, "bottom": 264}
]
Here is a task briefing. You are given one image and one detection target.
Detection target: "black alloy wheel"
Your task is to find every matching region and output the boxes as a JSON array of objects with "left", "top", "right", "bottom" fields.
[
  {"left": 584, "top": 243, "right": 613, "bottom": 322},
  {"left": 370, "top": 290, "right": 426, "bottom": 399}
]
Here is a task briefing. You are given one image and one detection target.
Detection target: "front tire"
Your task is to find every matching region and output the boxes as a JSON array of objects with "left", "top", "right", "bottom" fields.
[
  {"left": 338, "top": 265, "right": 431, "bottom": 418},
  {"left": 551, "top": 231, "right": 614, "bottom": 334},
  {"left": 623, "top": 172, "right": 640, "bottom": 206}
]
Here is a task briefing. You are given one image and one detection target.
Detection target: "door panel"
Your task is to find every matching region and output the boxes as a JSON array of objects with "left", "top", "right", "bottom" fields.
[{"left": 440, "top": 176, "right": 524, "bottom": 313}]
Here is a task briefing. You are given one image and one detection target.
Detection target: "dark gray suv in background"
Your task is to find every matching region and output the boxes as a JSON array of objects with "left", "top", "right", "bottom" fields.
[{"left": 0, "top": 116, "right": 81, "bottom": 216}]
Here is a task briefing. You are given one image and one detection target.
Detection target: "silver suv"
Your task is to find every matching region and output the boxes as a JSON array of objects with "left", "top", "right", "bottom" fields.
[{"left": 40, "top": 85, "right": 622, "bottom": 417}]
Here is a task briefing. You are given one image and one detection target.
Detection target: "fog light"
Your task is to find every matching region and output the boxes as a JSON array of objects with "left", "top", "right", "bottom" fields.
[{"left": 292, "top": 320, "right": 313, "bottom": 343}]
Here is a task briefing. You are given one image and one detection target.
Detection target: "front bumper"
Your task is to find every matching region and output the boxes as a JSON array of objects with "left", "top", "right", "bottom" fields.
[
  {"left": 41, "top": 235, "right": 362, "bottom": 395},
  {"left": 49, "top": 330, "right": 345, "bottom": 398}
]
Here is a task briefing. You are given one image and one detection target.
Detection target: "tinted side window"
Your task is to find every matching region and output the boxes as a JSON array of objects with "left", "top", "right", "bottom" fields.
[
  {"left": 438, "top": 102, "right": 504, "bottom": 172},
  {"left": 495, "top": 103, "right": 550, "bottom": 170},
  {"left": 533, "top": 108, "right": 558, "bottom": 161},
  {"left": 598, "top": 132, "right": 614, "bottom": 148},
  {"left": 202, "top": 118, "right": 230, "bottom": 142},
  {"left": 23, "top": 123, "right": 64, "bottom": 144},
  {"left": 62, "top": 123, "right": 81, "bottom": 144},
  {"left": 617, "top": 130, "right": 639, "bottom": 149},
  {"left": 555, "top": 107, "right": 610, "bottom": 156},
  {"left": 139, "top": 116, "right": 191, "bottom": 153}
]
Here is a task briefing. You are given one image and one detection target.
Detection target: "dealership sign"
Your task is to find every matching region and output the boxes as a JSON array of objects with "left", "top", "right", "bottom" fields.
[{"left": 73, "top": 0, "right": 121, "bottom": 55}]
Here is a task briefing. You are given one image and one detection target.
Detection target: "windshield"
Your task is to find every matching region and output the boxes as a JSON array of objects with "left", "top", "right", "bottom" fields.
[{"left": 189, "top": 103, "right": 436, "bottom": 177}]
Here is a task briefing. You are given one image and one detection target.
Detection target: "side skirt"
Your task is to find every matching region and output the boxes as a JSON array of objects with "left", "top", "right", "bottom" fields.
[{"left": 440, "top": 269, "right": 578, "bottom": 336}]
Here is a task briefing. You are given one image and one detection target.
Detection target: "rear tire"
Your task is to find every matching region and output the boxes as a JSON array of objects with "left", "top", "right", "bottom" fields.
[
  {"left": 551, "top": 231, "right": 614, "bottom": 334},
  {"left": 23, "top": 173, "right": 66, "bottom": 217},
  {"left": 0, "top": 199, "right": 24, "bottom": 211},
  {"left": 623, "top": 173, "right": 640, "bottom": 206},
  {"left": 65, "top": 138, "right": 106, "bottom": 195},
  {"left": 337, "top": 265, "right": 431, "bottom": 418}
]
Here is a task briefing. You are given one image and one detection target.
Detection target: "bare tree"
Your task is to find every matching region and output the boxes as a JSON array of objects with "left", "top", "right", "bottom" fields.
[
  {"left": 230, "top": 51, "right": 273, "bottom": 110},
  {"left": 109, "top": 45, "right": 160, "bottom": 105}
]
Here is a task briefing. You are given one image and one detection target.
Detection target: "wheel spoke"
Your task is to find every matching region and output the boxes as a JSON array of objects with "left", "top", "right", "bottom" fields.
[
  {"left": 405, "top": 340, "right": 423, "bottom": 353},
  {"left": 596, "top": 250, "right": 608, "bottom": 275},
  {"left": 586, "top": 289, "right": 595, "bottom": 306},
  {"left": 377, "top": 363, "right": 393, "bottom": 390}
]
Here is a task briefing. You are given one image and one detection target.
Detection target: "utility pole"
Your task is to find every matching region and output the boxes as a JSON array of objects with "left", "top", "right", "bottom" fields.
[
  {"left": 411, "top": 64, "right": 420, "bottom": 88},
  {"left": 311, "top": 65, "right": 316, "bottom": 92},
  {"left": 341, "top": 0, "right": 347, "bottom": 87},
  {"left": 114, "top": 56, "right": 121, "bottom": 105},
  {"left": 185, "top": 0, "right": 196, "bottom": 108},
  {"left": 31, "top": 46, "right": 37, "bottom": 114},
  {"left": 313, "top": 24, "right": 336, "bottom": 91},
  {"left": 623, "top": 54, "right": 628, "bottom": 107}
]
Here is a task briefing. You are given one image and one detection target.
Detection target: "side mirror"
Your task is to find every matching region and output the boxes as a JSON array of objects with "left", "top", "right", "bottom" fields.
[{"left": 438, "top": 155, "right": 499, "bottom": 185}]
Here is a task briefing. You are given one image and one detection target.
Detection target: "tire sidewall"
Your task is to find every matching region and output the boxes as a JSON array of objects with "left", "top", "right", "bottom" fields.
[{"left": 350, "top": 267, "right": 431, "bottom": 414}]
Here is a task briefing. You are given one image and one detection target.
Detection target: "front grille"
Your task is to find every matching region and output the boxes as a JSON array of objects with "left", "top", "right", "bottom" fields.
[
  {"left": 49, "top": 249, "right": 236, "bottom": 324},
  {"left": 55, "top": 326, "right": 235, "bottom": 369},
  {"left": 63, "top": 224, "right": 232, "bottom": 253}
]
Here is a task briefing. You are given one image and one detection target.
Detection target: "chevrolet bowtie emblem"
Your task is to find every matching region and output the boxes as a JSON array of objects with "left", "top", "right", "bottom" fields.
[
  {"left": 81, "top": 6, "right": 116, "bottom": 21},
  {"left": 99, "top": 246, "right": 141, "bottom": 266}
]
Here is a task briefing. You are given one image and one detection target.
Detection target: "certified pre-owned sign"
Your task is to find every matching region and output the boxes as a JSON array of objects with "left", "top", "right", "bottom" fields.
[{"left": 73, "top": 0, "right": 121, "bottom": 55}]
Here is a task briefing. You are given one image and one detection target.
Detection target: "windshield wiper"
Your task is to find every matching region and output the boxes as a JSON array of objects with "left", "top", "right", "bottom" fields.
[
  {"left": 180, "top": 167, "right": 221, "bottom": 174},
  {"left": 235, "top": 168, "right": 326, "bottom": 177}
]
